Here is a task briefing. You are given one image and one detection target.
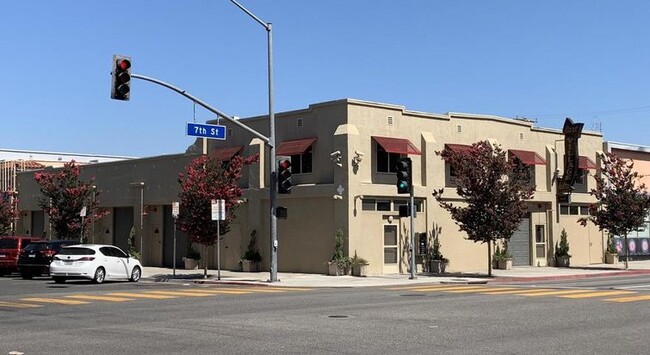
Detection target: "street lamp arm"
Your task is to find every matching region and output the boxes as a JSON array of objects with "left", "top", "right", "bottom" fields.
[
  {"left": 131, "top": 73, "right": 270, "bottom": 145},
  {"left": 229, "top": 0, "right": 271, "bottom": 30}
]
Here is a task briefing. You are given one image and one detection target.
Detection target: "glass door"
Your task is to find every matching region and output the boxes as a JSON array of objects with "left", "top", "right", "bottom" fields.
[{"left": 383, "top": 225, "right": 399, "bottom": 273}]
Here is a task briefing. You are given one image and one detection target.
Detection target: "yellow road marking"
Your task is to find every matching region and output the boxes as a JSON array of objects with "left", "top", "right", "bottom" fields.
[
  {"left": 517, "top": 289, "right": 591, "bottom": 297},
  {"left": 414, "top": 285, "right": 488, "bottom": 292},
  {"left": 65, "top": 295, "right": 135, "bottom": 302},
  {"left": 230, "top": 287, "right": 287, "bottom": 293},
  {"left": 0, "top": 300, "right": 42, "bottom": 308},
  {"left": 144, "top": 290, "right": 215, "bottom": 297},
  {"left": 180, "top": 289, "right": 252, "bottom": 295},
  {"left": 445, "top": 287, "right": 517, "bottom": 293},
  {"left": 22, "top": 297, "right": 90, "bottom": 305},
  {"left": 604, "top": 295, "right": 650, "bottom": 303},
  {"left": 106, "top": 292, "right": 179, "bottom": 300},
  {"left": 561, "top": 290, "right": 635, "bottom": 299},
  {"left": 480, "top": 288, "right": 554, "bottom": 295},
  {"left": 388, "top": 284, "right": 469, "bottom": 291}
]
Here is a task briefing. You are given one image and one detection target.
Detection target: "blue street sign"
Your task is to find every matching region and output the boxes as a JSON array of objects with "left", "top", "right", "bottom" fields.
[{"left": 186, "top": 122, "right": 227, "bottom": 140}]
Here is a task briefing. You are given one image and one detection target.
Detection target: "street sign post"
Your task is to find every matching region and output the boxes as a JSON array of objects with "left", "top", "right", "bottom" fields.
[
  {"left": 186, "top": 122, "right": 227, "bottom": 140},
  {"left": 211, "top": 199, "right": 226, "bottom": 280},
  {"left": 172, "top": 202, "right": 179, "bottom": 276}
]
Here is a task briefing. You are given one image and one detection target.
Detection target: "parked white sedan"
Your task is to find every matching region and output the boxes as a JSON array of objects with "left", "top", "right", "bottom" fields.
[{"left": 50, "top": 244, "right": 142, "bottom": 284}]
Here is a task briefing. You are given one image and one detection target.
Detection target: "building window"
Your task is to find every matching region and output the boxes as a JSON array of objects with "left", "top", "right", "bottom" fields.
[
  {"left": 376, "top": 200, "right": 391, "bottom": 211},
  {"left": 575, "top": 169, "right": 586, "bottom": 185},
  {"left": 291, "top": 146, "right": 313, "bottom": 174},
  {"left": 535, "top": 225, "right": 546, "bottom": 258},
  {"left": 361, "top": 199, "right": 376, "bottom": 211},
  {"left": 559, "top": 204, "right": 591, "bottom": 216},
  {"left": 376, "top": 144, "right": 401, "bottom": 173}
]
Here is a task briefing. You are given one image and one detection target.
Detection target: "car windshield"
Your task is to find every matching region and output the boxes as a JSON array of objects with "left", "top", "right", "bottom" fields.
[
  {"left": 0, "top": 238, "right": 18, "bottom": 249},
  {"left": 58, "top": 247, "right": 96, "bottom": 256},
  {"left": 23, "top": 243, "right": 50, "bottom": 252}
]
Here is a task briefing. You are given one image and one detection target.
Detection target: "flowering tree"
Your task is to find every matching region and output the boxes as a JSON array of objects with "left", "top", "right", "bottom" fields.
[
  {"left": 34, "top": 161, "right": 108, "bottom": 241},
  {"left": 432, "top": 141, "right": 535, "bottom": 276},
  {"left": 579, "top": 152, "right": 650, "bottom": 269},
  {"left": 177, "top": 152, "right": 259, "bottom": 270},
  {"left": 0, "top": 192, "right": 19, "bottom": 235}
]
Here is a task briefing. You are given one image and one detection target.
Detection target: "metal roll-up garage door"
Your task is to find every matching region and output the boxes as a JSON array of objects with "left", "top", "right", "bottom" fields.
[{"left": 510, "top": 215, "right": 531, "bottom": 266}]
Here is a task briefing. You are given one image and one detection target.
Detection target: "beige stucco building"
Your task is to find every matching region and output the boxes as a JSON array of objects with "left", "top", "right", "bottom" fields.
[{"left": 15, "top": 99, "right": 608, "bottom": 274}]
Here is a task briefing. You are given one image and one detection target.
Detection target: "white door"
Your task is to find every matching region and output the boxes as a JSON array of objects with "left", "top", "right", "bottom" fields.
[{"left": 383, "top": 225, "right": 399, "bottom": 274}]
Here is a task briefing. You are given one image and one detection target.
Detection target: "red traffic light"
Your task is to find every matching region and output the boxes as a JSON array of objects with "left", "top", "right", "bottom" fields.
[
  {"left": 279, "top": 160, "right": 291, "bottom": 170},
  {"left": 118, "top": 59, "right": 131, "bottom": 70}
]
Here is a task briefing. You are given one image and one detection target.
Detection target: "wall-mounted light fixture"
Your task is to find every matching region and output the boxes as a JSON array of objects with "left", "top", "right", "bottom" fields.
[{"left": 330, "top": 150, "right": 342, "bottom": 167}]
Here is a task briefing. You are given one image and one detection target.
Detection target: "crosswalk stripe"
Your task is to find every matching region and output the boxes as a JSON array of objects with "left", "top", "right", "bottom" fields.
[
  {"left": 180, "top": 289, "right": 252, "bottom": 295},
  {"left": 144, "top": 290, "right": 215, "bottom": 297},
  {"left": 0, "top": 300, "right": 42, "bottom": 308},
  {"left": 65, "top": 295, "right": 135, "bottom": 302},
  {"left": 22, "top": 297, "right": 90, "bottom": 305},
  {"left": 229, "top": 287, "right": 287, "bottom": 293},
  {"left": 106, "top": 292, "right": 179, "bottom": 299},
  {"left": 560, "top": 290, "right": 635, "bottom": 299},
  {"left": 604, "top": 295, "right": 650, "bottom": 303},
  {"left": 517, "top": 289, "right": 591, "bottom": 297},
  {"left": 445, "top": 287, "right": 517, "bottom": 293},
  {"left": 413, "top": 285, "right": 487, "bottom": 292},
  {"left": 480, "top": 288, "right": 554, "bottom": 295},
  {"left": 388, "top": 284, "right": 467, "bottom": 291}
]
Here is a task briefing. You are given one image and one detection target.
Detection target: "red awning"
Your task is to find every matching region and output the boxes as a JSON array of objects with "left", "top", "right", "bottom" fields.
[
  {"left": 373, "top": 136, "right": 421, "bottom": 155},
  {"left": 276, "top": 137, "right": 317, "bottom": 156},
  {"left": 579, "top": 156, "right": 597, "bottom": 170},
  {"left": 444, "top": 143, "right": 472, "bottom": 154},
  {"left": 509, "top": 149, "right": 547, "bottom": 165},
  {"left": 212, "top": 146, "right": 243, "bottom": 161}
]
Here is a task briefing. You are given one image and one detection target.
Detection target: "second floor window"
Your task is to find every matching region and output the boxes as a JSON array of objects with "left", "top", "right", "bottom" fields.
[
  {"left": 377, "top": 145, "right": 400, "bottom": 173},
  {"left": 291, "top": 145, "right": 313, "bottom": 174}
]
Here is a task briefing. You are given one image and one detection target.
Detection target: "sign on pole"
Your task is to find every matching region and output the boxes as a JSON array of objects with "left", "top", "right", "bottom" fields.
[
  {"left": 172, "top": 202, "right": 180, "bottom": 218},
  {"left": 187, "top": 122, "right": 227, "bottom": 140},
  {"left": 80, "top": 206, "right": 87, "bottom": 217},
  {"left": 211, "top": 199, "right": 226, "bottom": 221}
]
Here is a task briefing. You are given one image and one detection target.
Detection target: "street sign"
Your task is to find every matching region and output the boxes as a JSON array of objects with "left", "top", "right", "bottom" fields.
[
  {"left": 172, "top": 202, "right": 180, "bottom": 218},
  {"left": 80, "top": 206, "right": 87, "bottom": 217},
  {"left": 186, "top": 122, "right": 227, "bottom": 140},
  {"left": 211, "top": 199, "right": 226, "bottom": 221}
]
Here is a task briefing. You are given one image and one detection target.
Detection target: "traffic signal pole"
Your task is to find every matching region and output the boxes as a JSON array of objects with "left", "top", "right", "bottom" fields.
[{"left": 409, "top": 189, "right": 416, "bottom": 280}]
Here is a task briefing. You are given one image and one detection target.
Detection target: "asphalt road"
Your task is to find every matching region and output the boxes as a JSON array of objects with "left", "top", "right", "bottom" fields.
[{"left": 2, "top": 275, "right": 650, "bottom": 354}]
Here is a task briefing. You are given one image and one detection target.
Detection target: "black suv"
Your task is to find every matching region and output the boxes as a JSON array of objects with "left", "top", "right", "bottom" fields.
[{"left": 17, "top": 240, "right": 77, "bottom": 279}]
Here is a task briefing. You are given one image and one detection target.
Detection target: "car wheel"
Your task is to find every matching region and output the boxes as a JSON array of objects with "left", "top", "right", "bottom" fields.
[
  {"left": 129, "top": 266, "right": 141, "bottom": 282},
  {"left": 21, "top": 271, "right": 33, "bottom": 280},
  {"left": 92, "top": 267, "right": 106, "bottom": 284},
  {"left": 53, "top": 276, "right": 66, "bottom": 284}
]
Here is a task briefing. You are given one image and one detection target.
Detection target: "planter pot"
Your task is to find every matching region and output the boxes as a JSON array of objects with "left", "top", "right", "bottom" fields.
[
  {"left": 241, "top": 260, "right": 260, "bottom": 272},
  {"left": 183, "top": 258, "right": 199, "bottom": 270},
  {"left": 328, "top": 262, "right": 344, "bottom": 276},
  {"left": 556, "top": 255, "right": 571, "bottom": 267},
  {"left": 428, "top": 260, "right": 447, "bottom": 274},
  {"left": 605, "top": 253, "right": 618, "bottom": 264},
  {"left": 496, "top": 259, "right": 513, "bottom": 270},
  {"left": 352, "top": 264, "right": 369, "bottom": 277}
]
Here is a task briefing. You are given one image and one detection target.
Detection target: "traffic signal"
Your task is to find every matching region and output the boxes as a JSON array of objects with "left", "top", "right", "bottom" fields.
[
  {"left": 395, "top": 157, "right": 412, "bottom": 194},
  {"left": 278, "top": 159, "right": 292, "bottom": 194},
  {"left": 111, "top": 55, "right": 132, "bottom": 101}
]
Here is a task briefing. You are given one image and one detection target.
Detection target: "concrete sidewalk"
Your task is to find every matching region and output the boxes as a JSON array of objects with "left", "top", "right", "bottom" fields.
[{"left": 142, "top": 260, "right": 650, "bottom": 288}]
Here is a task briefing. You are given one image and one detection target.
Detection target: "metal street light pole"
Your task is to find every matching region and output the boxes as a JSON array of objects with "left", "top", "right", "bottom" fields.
[{"left": 229, "top": 0, "right": 278, "bottom": 283}]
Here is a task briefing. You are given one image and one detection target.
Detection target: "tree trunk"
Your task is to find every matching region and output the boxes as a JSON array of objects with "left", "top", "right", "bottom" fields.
[
  {"left": 623, "top": 233, "right": 630, "bottom": 270},
  {"left": 203, "top": 245, "right": 208, "bottom": 278},
  {"left": 487, "top": 241, "right": 493, "bottom": 277}
]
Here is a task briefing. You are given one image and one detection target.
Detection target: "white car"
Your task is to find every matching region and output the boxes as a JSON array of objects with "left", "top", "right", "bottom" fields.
[{"left": 50, "top": 244, "right": 142, "bottom": 284}]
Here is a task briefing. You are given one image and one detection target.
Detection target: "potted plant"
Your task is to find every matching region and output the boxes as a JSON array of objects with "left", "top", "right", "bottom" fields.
[
  {"left": 350, "top": 250, "right": 369, "bottom": 277},
  {"left": 182, "top": 243, "right": 201, "bottom": 270},
  {"left": 605, "top": 234, "right": 618, "bottom": 264},
  {"left": 327, "top": 228, "right": 349, "bottom": 276},
  {"left": 239, "top": 230, "right": 262, "bottom": 272},
  {"left": 427, "top": 236, "right": 449, "bottom": 274},
  {"left": 555, "top": 228, "right": 571, "bottom": 267},
  {"left": 493, "top": 242, "right": 513, "bottom": 270}
]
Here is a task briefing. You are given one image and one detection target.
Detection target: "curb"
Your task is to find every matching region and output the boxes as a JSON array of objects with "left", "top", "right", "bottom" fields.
[{"left": 488, "top": 269, "right": 650, "bottom": 283}]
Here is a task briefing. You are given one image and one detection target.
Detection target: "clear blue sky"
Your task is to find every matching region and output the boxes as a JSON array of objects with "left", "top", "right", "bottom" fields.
[{"left": 2, "top": 1, "right": 649, "bottom": 157}]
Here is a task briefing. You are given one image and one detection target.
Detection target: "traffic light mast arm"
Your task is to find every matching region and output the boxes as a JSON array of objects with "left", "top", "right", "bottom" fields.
[{"left": 130, "top": 73, "right": 270, "bottom": 145}]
